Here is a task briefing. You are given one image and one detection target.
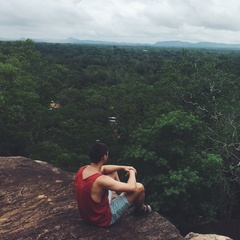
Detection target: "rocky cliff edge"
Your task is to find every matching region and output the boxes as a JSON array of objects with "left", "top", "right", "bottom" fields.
[{"left": 0, "top": 156, "right": 185, "bottom": 240}]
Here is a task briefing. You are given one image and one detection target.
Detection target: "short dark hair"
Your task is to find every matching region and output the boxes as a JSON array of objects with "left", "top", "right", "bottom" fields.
[{"left": 89, "top": 142, "right": 108, "bottom": 163}]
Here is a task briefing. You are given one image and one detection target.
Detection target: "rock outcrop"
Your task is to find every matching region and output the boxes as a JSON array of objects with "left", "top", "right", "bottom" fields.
[
  {"left": 185, "top": 232, "right": 233, "bottom": 240},
  {"left": 0, "top": 156, "right": 184, "bottom": 240}
]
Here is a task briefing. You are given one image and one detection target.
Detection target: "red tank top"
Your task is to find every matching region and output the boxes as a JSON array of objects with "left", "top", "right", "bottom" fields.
[{"left": 74, "top": 166, "right": 112, "bottom": 226}]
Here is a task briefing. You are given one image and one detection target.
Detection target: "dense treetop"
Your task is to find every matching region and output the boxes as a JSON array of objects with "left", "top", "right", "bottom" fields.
[{"left": 1, "top": 39, "right": 240, "bottom": 233}]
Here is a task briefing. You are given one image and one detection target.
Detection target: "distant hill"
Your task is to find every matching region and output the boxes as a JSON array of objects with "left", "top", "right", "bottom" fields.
[
  {"left": 37, "top": 38, "right": 240, "bottom": 49},
  {"left": 1, "top": 37, "right": 240, "bottom": 49},
  {"left": 66, "top": 37, "right": 148, "bottom": 46},
  {"left": 154, "top": 41, "right": 240, "bottom": 49},
  {"left": 33, "top": 37, "right": 147, "bottom": 46}
]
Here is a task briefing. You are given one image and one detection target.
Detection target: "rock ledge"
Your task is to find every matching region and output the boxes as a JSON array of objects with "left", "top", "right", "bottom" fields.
[{"left": 0, "top": 156, "right": 184, "bottom": 240}]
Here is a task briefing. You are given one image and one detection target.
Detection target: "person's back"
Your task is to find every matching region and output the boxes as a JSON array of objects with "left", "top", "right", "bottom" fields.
[{"left": 74, "top": 166, "right": 112, "bottom": 226}]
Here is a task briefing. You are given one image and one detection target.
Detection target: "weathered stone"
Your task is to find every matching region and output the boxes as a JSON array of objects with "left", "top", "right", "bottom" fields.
[
  {"left": 0, "top": 156, "right": 184, "bottom": 240},
  {"left": 184, "top": 232, "right": 233, "bottom": 240}
]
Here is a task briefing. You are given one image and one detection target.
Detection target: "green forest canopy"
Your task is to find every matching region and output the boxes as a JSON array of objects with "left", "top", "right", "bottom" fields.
[{"left": 1, "top": 39, "right": 240, "bottom": 233}]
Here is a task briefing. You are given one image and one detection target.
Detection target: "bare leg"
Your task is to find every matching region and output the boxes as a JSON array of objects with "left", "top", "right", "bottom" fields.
[
  {"left": 124, "top": 183, "right": 145, "bottom": 212},
  {"left": 106, "top": 172, "right": 149, "bottom": 212},
  {"left": 106, "top": 171, "right": 120, "bottom": 181},
  {"left": 105, "top": 171, "right": 122, "bottom": 195}
]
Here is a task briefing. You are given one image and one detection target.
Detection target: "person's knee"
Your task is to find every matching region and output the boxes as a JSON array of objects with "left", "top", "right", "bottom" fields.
[
  {"left": 106, "top": 171, "right": 118, "bottom": 180},
  {"left": 135, "top": 182, "right": 145, "bottom": 194},
  {"left": 124, "top": 182, "right": 145, "bottom": 204}
]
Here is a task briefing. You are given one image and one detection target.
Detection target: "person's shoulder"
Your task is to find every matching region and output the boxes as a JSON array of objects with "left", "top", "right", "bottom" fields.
[
  {"left": 95, "top": 174, "right": 113, "bottom": 185},
  {"left": 75, "top": 166, "right": 87, "bottom": 178},
  {"left": 96, "top": 174, "right": 109, "bottom": 180}
]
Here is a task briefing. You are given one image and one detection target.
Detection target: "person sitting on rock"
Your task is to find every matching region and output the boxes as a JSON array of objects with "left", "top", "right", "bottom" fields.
[{"left": 74, "top": 142, "right": 152, "bottom": 227}]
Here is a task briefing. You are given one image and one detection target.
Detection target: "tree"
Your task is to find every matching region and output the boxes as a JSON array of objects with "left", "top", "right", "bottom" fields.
[
  {"left": 0, "top": 50, "right": 40, "bottom": 155},
  {"left": 180, "top": 54, "right": 240, "bottom": 220},
  {"left": 125, "top": 110, "right": 223, "bottom": 230}
]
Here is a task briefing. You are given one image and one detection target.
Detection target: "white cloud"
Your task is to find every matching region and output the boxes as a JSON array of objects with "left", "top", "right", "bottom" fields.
[{"left": 0, "top": 0, "right": 240, "bottom": 43}]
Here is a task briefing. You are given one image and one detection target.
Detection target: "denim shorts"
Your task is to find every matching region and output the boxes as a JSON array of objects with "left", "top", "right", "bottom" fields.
[{"left": 108, "top": 192, "right": 131, "bottom": 225}]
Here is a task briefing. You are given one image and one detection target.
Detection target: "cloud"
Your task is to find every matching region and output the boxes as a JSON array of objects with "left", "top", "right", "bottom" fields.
[{"left": 0, "top": 0, "right": 240, "bottom": 43}]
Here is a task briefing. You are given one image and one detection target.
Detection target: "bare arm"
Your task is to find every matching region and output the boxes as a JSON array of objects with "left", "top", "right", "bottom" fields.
[
  {"left": 97, "top": 170, "right": 137, "bottom": 192},
  {"left": 101, "top": 165, "right": 137, "bottom": 175},
  {"left": 126, "top": 169, "right": 137, "bottom": 190}
]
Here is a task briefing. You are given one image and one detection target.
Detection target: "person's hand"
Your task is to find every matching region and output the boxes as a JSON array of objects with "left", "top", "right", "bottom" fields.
[{"left": 124, "top": 166, "right": 137, "bottom": 176}]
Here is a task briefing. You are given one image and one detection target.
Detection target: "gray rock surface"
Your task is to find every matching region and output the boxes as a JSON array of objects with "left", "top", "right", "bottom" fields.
[
  {"left": 0, "top": 156, "right": 184, "bottom": 240},
  {"left": 185, "top": 232, "right": 233, "bottom": 240}
]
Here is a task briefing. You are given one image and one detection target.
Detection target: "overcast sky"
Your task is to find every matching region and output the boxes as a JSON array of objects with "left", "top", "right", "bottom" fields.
[{"left": 1, "top": 0, "right": 240, "bottom": 44}]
